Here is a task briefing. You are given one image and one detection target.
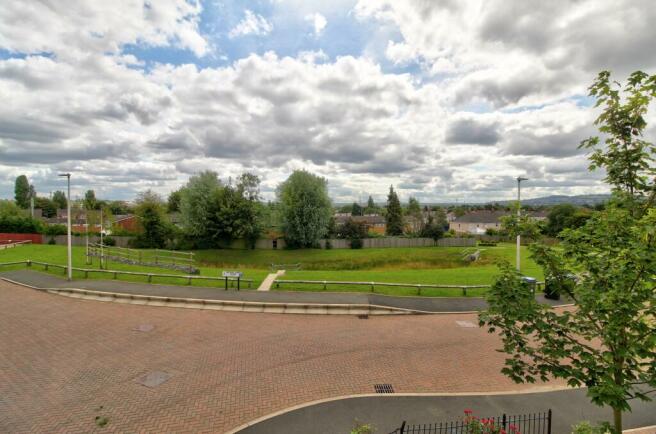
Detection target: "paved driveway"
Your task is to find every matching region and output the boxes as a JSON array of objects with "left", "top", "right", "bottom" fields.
[{"left": 2, "top": 279, "right": 558, "bottom": 433}]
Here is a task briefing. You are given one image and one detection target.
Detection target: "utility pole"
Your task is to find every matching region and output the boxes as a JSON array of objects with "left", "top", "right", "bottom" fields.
[
  {"left": 58, "top": 173, "right": 72, "bottom": 281},
  {"left": 516, "top": 177, "right": 528, "bottom": 271}
]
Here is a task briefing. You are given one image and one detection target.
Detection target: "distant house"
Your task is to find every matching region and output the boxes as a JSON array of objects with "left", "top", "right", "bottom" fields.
[
  {"left": 113, "top": 215, "right": 139, "bottom": 232},
  {"left": 449, "top": 210, "right": 508, "bottom": 234},
  {"left": 334, "top": 213, "right": 386, "bottom": 235},
  {"left": 449, "top": 210, "right": 547, "bottom": 234}
]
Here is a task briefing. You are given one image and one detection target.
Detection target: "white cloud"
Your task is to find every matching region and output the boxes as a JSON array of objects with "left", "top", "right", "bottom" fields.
[
  {"left": 2, "top": 0, "right": 652, "bottom": 202},
  {"left": 228, "top": 10, "right": 274, "bottom": 38},
  {"left": 0, "top": 0, "right": 208, "bottom": 57},
  {"left": 305, "top": 13, "right": 327, "bottom": 37}
]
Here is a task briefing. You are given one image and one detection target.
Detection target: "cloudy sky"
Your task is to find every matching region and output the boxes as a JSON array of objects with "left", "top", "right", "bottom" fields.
[{"left": 1, "top": 0, "right": 655, "bottom": 203}]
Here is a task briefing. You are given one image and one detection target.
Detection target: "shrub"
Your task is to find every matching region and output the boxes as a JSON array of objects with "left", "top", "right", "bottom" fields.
[
  {"left": 350, "top": 237, "right": 363, "bottom": 249},
  {"left": 102, "top": 236, "right": 116, "bottom": 246},
  {"left": 571, "top": 421, "right": 613, "bottom": 434},
  {"left": 47, "top": 237, "right": 56, "bottom": 245},
  {"left": 43, "top": 224, "right": 67, "bottom": 236}
]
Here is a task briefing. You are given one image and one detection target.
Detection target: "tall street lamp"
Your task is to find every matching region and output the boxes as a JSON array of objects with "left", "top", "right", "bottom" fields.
[
  {"left": 516, "top": 176, "right": 528, "bottom": 271},
  {"left": 58, "top": 173, "right": 72, "bottom": 281}
]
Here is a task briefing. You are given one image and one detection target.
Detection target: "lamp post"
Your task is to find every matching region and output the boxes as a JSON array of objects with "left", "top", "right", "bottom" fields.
[
  {"left": 58, "top": 173, "right": 72, "bottom": 281},
  {"left": 516, "top": 176, "right": 528, "bottom": 271}
]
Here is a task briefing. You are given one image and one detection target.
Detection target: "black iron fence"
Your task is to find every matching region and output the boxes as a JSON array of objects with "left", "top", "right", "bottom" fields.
[{"left": 390, "top": 410, "right": 552, "bottom": 434}]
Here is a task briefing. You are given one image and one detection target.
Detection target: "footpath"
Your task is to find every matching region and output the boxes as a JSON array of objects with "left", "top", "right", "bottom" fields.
[
  {"left": 0, "top": 269, "right": 568, "bottom": 314},
  {"left": 233, "top": 389, "right": 656, "bottom": 434}
]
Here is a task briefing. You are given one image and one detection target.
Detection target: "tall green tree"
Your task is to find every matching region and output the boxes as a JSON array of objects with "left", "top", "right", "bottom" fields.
[
  {"left": 179, "top": 171, "right": 221, "bottom": 237},
  {"left": 480, "top": 71, "right": 656, "bottom": 434},
  {"left": 84, "top": 190, "right": 97, "bottom": 210},
  {"left": 167, "top": 190, "right": 182, "bottom": 213},
  {"left": 52, "top": 190, "right": 67, "bottom": 210},
  {"left": 277, "top": 170, "right": 332, "bottom": 248},
  {"left": 133, "top": 190, "right": 169, "bottom": 248},
  {"left": 364, "top": 195, "right": 378, "bottom": 214},
  {"left": 544, "top": 204, "right": 591, "bottom": 237},
  {"left": 385, "top": 185, "right": 403, "bottom": 235},
  {"left": 351, "top": 202, "right": 363, "bottom": 216},
  {"left": 14, "top": 175, "right": 30, "bottom": 208}
]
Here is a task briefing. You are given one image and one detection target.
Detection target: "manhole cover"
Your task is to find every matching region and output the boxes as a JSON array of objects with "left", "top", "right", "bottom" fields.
[
  {"left": 455, "top": 320, "right": 477, "bottom": 328},
  {"left": 134, "top": 324, "right": 154, "bottom": 332},
  {"left": 374, "top": 384, "right": 394, "bottom": 393},
  {"left": 136, "top": 371, "right": 172, "bottom": 388}
]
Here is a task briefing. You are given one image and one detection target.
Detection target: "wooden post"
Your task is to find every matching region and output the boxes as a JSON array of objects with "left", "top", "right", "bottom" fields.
[
  {"left": 225, "top": 276, "right": 228, "bottom": 290},
  {"left": 462, "top": 287, "right": 467, "bottom": 296},
  {"left": 148, "top": 274, "right": 152, "bottom": 283},
  {"left": 237, "top": 277, "right": 240, "bottom": 291}
]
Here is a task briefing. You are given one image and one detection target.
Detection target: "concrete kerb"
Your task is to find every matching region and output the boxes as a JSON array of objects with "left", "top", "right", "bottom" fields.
[
  {"left": 225, "top": 386, "right": 574, "bottom": 434},
  {"left": 0, "top": 277, "right": 422, "bottom": 315}
]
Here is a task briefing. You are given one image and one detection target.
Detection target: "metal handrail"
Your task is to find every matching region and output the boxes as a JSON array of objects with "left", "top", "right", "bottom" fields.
[{"left": 0, "top": 260, "right": 252, "bottom": 288}]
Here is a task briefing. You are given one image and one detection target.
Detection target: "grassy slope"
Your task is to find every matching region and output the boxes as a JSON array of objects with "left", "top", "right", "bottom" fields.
[
  {"left": 0, "top": 244, "right": 268, "bottom": 289},
  {"left": 0, "top": 243, "right": 543, "bottom": 297}
]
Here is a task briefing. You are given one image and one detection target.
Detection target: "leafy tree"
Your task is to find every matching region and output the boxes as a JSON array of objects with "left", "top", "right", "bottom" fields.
[
  {"left": 52, "top": 190, "right": 67, "bottom": 210},
  {"left": 479, "top": 71, "right": 656, "bottom": 434},
  {"left": 420, "top": 215, "right": 444, "bottom": 241},
  {"left": 277, "top": 170, "right": 332, "bottom": 248},
  {"left": 205, "top": 174, "right": 263, "bottom": 247},
  {"left": 351, "top": 202, "right": 363, "bottom": 216},
  {"left": 0, "top": 200, "right": 24, "bottom": 217},
  {"left": 107, "top": 200, "right": 130, "bottom": 215},
  {"left": 406, "top": 197, "right": 421, "bottom": 217},
  {"left": 364, "top": 195, "right": 379, "bottom": 214},
  {"left": 337, "top": 218, "right": 367, "bottom": 249},
  {"left": 14, "top": 175, "right": 30, "bottom": 208},
  {"left": 35, "top": 197, "right": 56, "bottom": 218},
  {"left": 385, "top": 185, "right": 403, "bottom": 235},
  {"left": 167, "top": 190, "right": 182, "bottom": 213},
  {"left": 179, "top": 171, "right": 222, "bottom": 238},
  {"left": 84, "top": 190, "right": 97, "bottom": 210},
  {"left": 133, "top": 190, "right": 169, "bottom": 248},
  {"left": 544, "top": 204, "right": 591, "bottom": 237}
]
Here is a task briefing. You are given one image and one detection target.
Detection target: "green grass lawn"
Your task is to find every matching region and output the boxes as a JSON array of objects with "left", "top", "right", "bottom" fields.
[
  {"left": 0, "top": 243, "right": 543, "bottom": 297},
  {"left": 0, "top": 244, "right": 268, "bottom": 289}
]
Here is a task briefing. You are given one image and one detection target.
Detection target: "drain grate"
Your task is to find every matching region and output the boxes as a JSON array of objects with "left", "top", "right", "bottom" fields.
[
  {"left": 357, "top": 314, "right": 369, "bottom": 319},
  {"left": 374, "top": 383, "right": 394, "bottom": 393}
]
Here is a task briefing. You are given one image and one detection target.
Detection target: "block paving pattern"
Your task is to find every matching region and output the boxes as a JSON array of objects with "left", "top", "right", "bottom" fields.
[{"left": 0, "top": 280, "right": 557, "bottom": 433}]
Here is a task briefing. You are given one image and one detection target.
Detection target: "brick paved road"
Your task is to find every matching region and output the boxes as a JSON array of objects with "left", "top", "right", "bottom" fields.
[{"left": 0, "top": 280, "right": 559, "bottom": 433}]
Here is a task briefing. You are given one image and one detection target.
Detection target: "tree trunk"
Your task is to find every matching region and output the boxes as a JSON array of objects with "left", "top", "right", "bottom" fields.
[{"left": 613, "top": 407, "right": 622, "bottom": 434}]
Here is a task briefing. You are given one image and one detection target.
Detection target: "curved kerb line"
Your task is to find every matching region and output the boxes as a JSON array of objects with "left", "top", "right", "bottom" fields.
[
  {"left": 0, "top": 277, "right": 450, "bottom": 315},
  {"left": 224, "top": 386, "right": 576, "bottom": 434}
]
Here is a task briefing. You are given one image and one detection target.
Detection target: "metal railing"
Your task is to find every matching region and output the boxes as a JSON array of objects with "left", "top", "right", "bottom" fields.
[
  {"left": 390, "top": 410, "right": 552, "bottom": 434},
  {"left": 275, "top": 279, "right": 544, "bottom": 296},
  {"left": 87, "top": 243, "right": 198, "bottom": 274},
  {"left": 0, "top": 240, "right": 32, "bottom": 250},
  {"left": 0, "top": 260, "right": 252, "bottom": 289}
]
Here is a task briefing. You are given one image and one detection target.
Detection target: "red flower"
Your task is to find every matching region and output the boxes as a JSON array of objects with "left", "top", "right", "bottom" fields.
[{"left": 464, "top": 409, "right": 473, "bottom": 415}]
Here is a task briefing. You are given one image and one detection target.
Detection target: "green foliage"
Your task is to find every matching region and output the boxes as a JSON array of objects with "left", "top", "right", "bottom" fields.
[
  {"left": 0, "top": 200, "right": 24, "bottom": 217},
  {"left": 570, "top": 421, "right": 614, "bottom": 434},
  {"left": 420, "top": 215, "right": 444, "bottom": 241},
  {"left": 481, "top": 71, "right": 656, "bottom": 434},
  {"left": 35, "top": 197, "right": 56, "bottom": 218},
  {"left": 132, "top": 190, "right": 169, "bottom": 248},
  {"left": 43, "top": 224, "right": 67, "bottom": 236},
  {"left": 178, "top": 171, "right": 263, "bottom": 248},
  {"left": 351, "top": 202, "right": 363, "bottom": 216},
  {"left": 167, "top": 189, "right": 182, "bottom": 212},
  {"left": 406, "top": 196, "right": 421, "bottom": 217},
  {"left": 385, "top": 185, "right": 403, "bottom": 235},
  {"left": 580, "top": 70, "right": 656, "bottom": 197},
  {"left": 277, "top": 170, "right": 332, "bottom": 248},
  {"left": 337, "top": 218, "right": 367, "bottom": 248},
  {"left": 84, "top": 190, "right": 97, "bottom": 210},
  {"left": 14, "top": 175, "right": 30, "bottom": 209},
  {"left": 545, "top": 204, "right": 591, "bottom": 237},
  {"left": 0, "top": 214, "right": 43, "bottom": 233},
  {"left": 52, "top": 190, "right": 67, "bottom": 210},
  {"left": 350, "top": 421, "right": 375, "bottom": 434},
  {"left": 364, "top": 195, "right": 379, "bottom": 214}
]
